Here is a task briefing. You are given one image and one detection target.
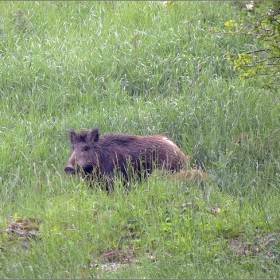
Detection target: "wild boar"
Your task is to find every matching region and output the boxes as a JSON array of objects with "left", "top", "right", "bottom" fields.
[{"left": 65, "top": 128, "right": 190, "bottom": 191}]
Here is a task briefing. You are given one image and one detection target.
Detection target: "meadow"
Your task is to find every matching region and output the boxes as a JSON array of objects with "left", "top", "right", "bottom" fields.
[{"left": 0, "top": 1, "right": 280, "bottom": 278}]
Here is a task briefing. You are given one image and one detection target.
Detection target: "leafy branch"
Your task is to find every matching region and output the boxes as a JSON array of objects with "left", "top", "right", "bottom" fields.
[{"left": 212, "top": 1, "right": 280, "bottom": 91}]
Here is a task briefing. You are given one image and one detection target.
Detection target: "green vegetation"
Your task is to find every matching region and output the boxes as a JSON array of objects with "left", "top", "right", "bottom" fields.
[
  {"left": 222, "top": 1, "right": 280, "bottom": 90},
  {"left": 0, "top": 1, "right": 279, "bottom": 278}
]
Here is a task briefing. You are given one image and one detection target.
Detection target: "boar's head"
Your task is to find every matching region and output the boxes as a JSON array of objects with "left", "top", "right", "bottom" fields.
[{"left": 64, "top": 128, "right": 101, "bottom": 175}]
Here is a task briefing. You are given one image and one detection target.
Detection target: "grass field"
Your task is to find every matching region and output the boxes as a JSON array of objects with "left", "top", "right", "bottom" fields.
[{"left": 0, "top": 1, "right": 280, "bottom": 278}]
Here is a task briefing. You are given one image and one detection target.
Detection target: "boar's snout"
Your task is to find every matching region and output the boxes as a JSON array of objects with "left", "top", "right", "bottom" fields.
[
  {"left": 65, "top": 151, "right": 76, "bottom": 174},
  {"left": 65, "top": 164, "right": 75, "bottom": 174}
]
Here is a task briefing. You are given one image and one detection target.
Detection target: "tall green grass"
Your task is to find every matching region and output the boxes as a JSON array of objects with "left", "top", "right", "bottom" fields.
[{"left": 0, "top": 1, "right": 279, "bottom": 278}]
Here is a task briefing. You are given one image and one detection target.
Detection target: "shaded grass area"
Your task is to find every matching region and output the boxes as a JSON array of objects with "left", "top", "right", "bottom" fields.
[{"left": 0, "top": 1, "right": 279, "bottom": 279}]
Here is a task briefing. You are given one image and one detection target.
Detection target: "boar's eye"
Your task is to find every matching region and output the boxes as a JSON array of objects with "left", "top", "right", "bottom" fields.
[{"left": 82, "top": 146, "right": 90, "bottom": 152}]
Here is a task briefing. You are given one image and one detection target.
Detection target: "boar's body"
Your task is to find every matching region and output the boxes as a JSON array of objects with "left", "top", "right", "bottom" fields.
[{"left": 65, "top": 128, "right": 189, "bottom": 190}]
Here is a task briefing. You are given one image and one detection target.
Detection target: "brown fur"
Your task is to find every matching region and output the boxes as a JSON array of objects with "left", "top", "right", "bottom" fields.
[{"left": 65, "top": 128, "right": 190, "bottom": 190}]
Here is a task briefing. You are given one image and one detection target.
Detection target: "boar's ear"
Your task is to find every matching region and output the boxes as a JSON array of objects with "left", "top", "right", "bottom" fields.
[
  {"left": 89, "top": 128, "right": 99, "bottom": 143},
  {"left": 69, "top": 129, "right": 77, "bottom": 144}
]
